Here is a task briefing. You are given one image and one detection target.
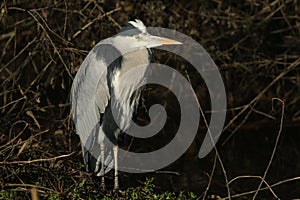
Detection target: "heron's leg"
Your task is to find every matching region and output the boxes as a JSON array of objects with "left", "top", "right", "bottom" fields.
[
  {"left": 113, "top": 144, "right": 119, "bottom": 190},
  {"left": 100, "top": 143, "right": 105, "bottom": 190}
]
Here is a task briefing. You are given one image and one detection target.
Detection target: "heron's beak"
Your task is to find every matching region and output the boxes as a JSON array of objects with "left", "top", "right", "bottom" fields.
[{"left": 148, "top": 35, "right": 182, "bottom": 46}]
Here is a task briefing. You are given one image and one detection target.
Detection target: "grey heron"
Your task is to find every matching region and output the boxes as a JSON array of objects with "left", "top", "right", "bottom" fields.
[{"left": 71, "top": 19, "right": 181, "bottom": 190}]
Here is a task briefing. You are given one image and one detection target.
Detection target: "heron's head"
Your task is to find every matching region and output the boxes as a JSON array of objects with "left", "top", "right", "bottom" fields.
[{"left": 113, "top": 19, "right": 182, "bottom": 52}]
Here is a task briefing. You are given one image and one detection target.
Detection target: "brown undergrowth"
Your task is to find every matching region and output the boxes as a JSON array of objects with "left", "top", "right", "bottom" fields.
[{"left": 0, "top": 0, "right": 300, "bottom": 199}]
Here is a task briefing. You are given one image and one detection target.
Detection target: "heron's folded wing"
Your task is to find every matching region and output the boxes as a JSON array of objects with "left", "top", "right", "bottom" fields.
[
  {"left": 71, "top": 46, "right": 108, "bottom": 142},
  {"left": 71, "top": 42, "right": 122, "bottom": 173}
]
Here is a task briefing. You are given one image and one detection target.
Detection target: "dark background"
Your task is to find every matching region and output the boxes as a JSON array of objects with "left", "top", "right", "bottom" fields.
[{"left": 0, "top": 0, "right": 299, "bottom": 199}]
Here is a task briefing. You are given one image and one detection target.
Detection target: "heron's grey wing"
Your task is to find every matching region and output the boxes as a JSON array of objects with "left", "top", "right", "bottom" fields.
[{"left": 71, "top": 42, "right": 121, "bottom": 174}]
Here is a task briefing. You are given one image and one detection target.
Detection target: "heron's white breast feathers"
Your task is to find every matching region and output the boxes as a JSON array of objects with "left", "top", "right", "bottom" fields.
[{"left": 110, "top": 50, "right": 149, "bottom": 130}]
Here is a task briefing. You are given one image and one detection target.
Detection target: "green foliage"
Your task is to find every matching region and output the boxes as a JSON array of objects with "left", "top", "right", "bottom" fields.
[
  {"left": 67, "top": 179, "right": 86, "bottom": 199},
  {"left": 40, "top": 177, "right": 196, "bottom": 200},
  {"left": 123, "top": 177, "right": 198, "bottom": 200},
  {"left": 0, "top": 189, "right": 16, "bottom": 200},
  {"left": 48, "top": 192, "right": 59, "bottom": 200}
]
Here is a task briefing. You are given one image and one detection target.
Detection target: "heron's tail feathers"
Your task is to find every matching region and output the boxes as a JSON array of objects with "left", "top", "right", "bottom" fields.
[{"left": 82, "top": 124, "right": 114, "bottom": 175}]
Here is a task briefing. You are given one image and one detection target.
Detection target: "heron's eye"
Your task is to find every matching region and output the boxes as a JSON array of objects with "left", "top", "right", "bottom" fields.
[
  {"left": 135, "top": 34, "right": 142, "bottom": 40},
  {"left": 135, "top": 33, "right": 146, "bottom": 40}
]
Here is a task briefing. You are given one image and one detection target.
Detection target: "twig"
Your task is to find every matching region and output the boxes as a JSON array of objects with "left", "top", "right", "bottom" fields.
[
  {"left": 228, "top": 175, "right": 278, "bottom": 198},
  {"left": 223, "top": 176, "right": 300, "bottom": 199},
  {"left": 185, "top": 71, "right": 231, "bottom": 199},
  {"left": 0, "top": 36, "right": 38, "bottom": 74},
  {"left": 72, "top": 7, "right": 121, "bottom": 39},
  {"left": 222, "top": 103, "right": 257, "bottom": 145},
  {"left": 0, "top": 121, "right": 28, "bottom": 150},
  {"left": 222, "top": 57, "right": 300, "bottom": 144},
  {"left": 252, "top": 98, "right": 284, "bottom": 199},
  {"left": 155, "top": 170, "right": 180, "bottom": 175},
  {"left": 251, "top": 106, "right": 276, "bottom": 119},
  {"left": 5, "top": 183, "right": 56, "bottom": 193},
  {"left": 27, "top": 10, "right": 73, "bottom": 79},
  {"left": 31, "top": 187, "right": 39, "bottom": 200},
  {"left": 0, "top": 31, "right": 15, "bottom": 40},
  {"left": 29, "top": 9, "right": 72, "bottom": 46},
  {"left": 93, "top": 1, "right": 121, "bottom": 29},
  {"left": 0, "top": 152, "right": 74, "bottom": 165},
  {"left": 201, "top": 153, "right": 217, "bottom": 200},
  {"left": 0, "top": 96, "right": 26, "bottom": 110}
]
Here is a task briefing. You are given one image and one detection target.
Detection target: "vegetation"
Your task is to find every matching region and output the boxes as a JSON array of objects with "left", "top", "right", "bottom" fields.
[{"left": 0, "top": 0, "right": 299, "bottom": 199}]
